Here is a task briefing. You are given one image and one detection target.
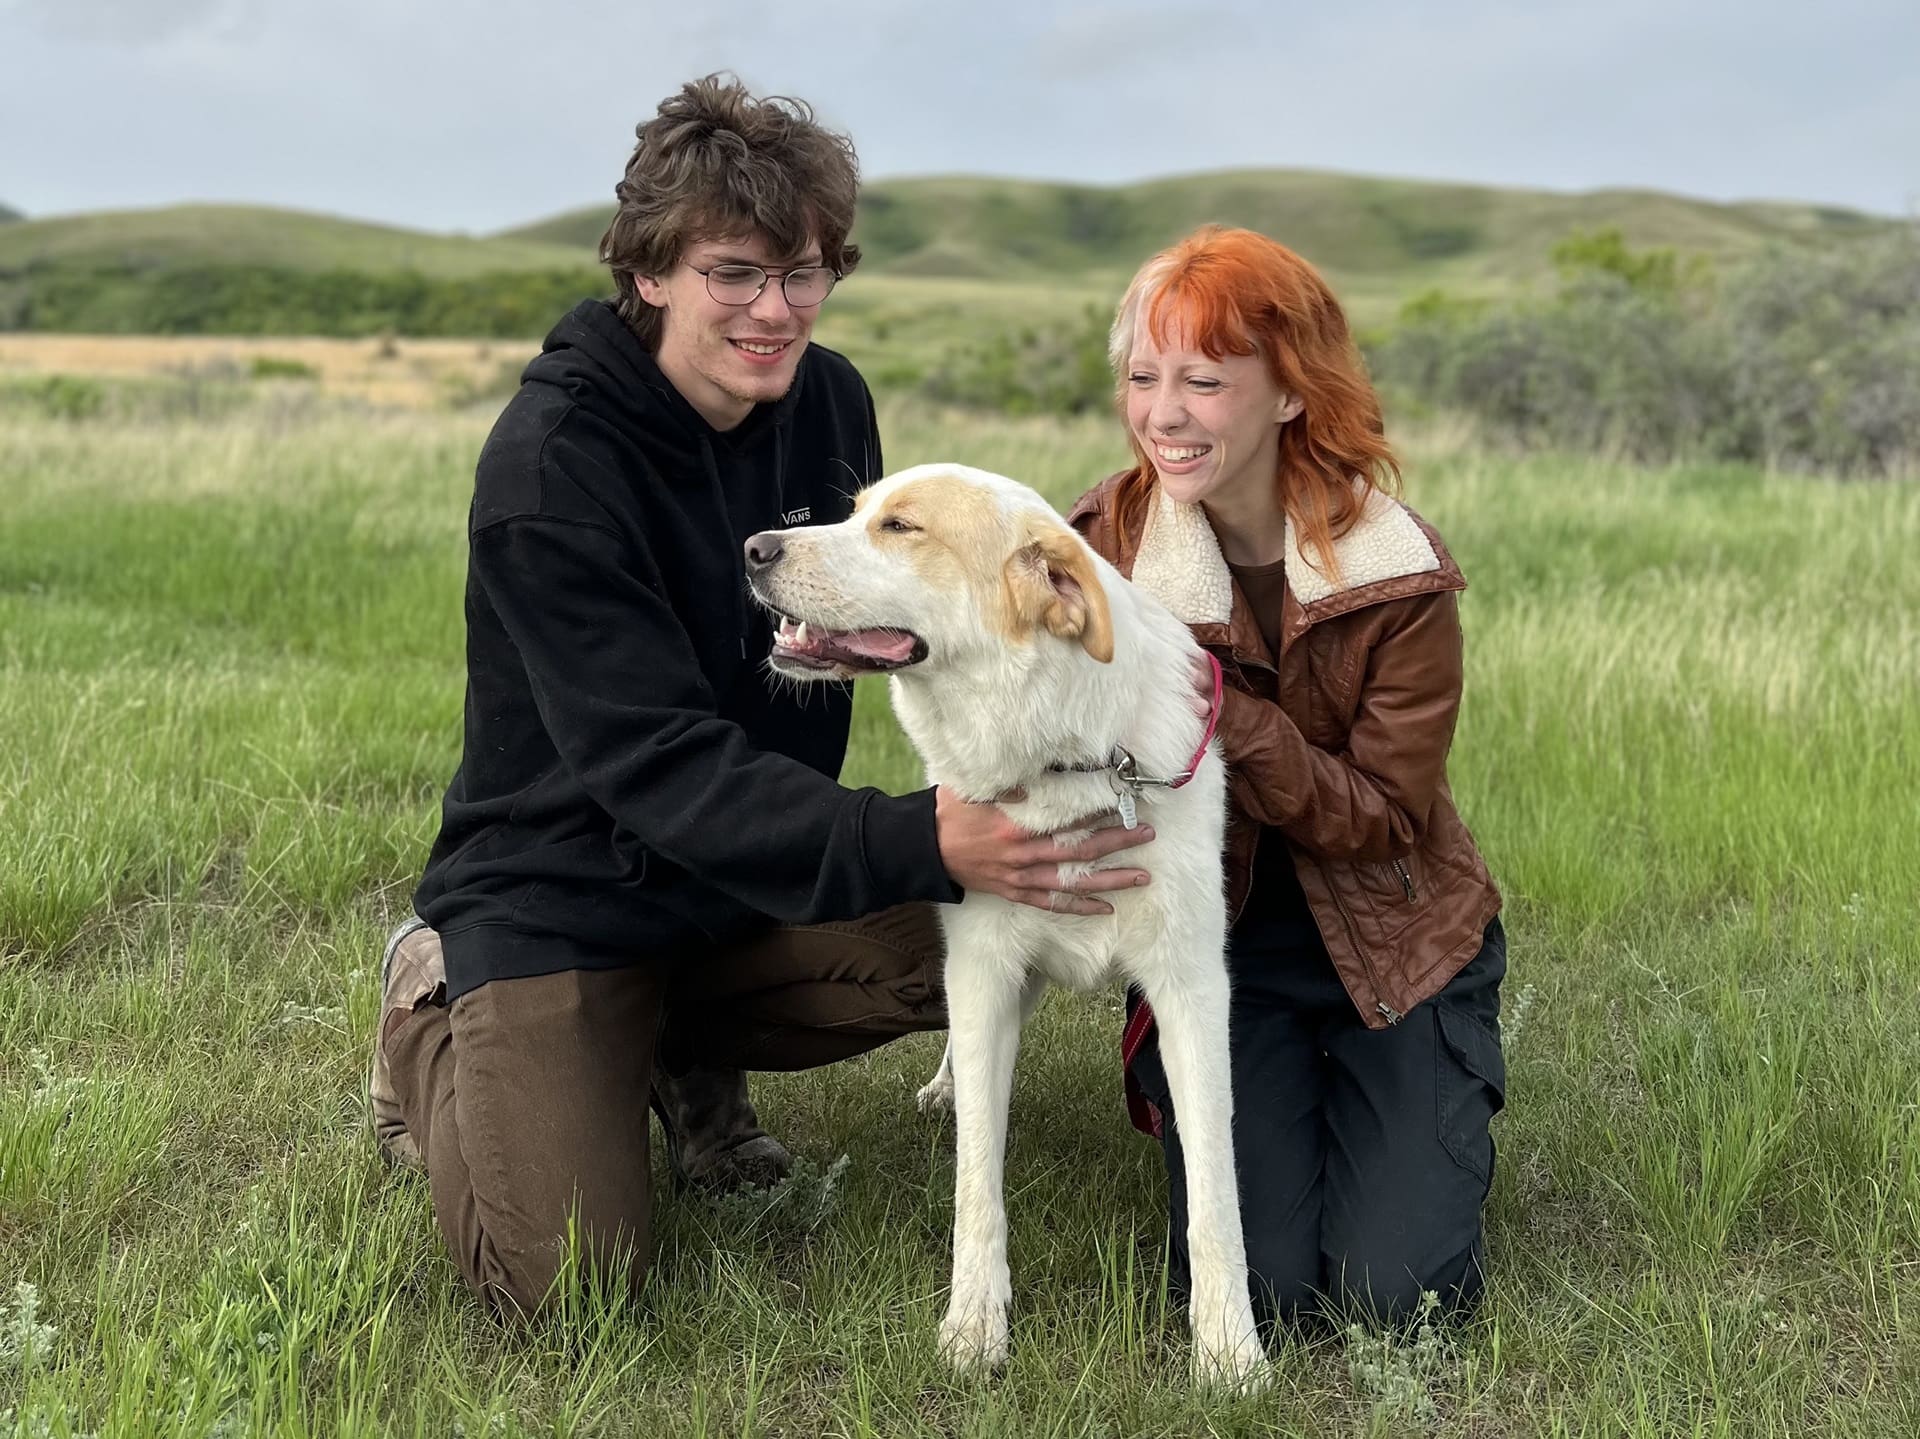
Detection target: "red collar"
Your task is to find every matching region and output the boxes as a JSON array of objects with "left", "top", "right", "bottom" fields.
[{"left": 1168, "top": 650, "right": 1224, "bottom": 790}]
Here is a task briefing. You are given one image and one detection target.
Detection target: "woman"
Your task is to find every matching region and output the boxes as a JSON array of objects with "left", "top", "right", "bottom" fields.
[{"left": 1067, "top": 225, "right": 1507, "bottom": 1326}]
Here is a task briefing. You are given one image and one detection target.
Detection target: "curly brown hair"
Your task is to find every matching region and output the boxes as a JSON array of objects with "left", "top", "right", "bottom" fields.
[{"left": 599, "top": 74, "right": 863, "bottom": 348}]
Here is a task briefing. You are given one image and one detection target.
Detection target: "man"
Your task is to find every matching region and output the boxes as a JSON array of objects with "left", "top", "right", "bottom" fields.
[{"left": 369, "top": 74, "right": 1154, "bottom": 1321}]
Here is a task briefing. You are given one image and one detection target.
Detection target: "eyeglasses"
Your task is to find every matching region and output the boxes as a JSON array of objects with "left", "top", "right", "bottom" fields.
[{"left": 687, "top": 261, "right": 840, "bottom": 308}]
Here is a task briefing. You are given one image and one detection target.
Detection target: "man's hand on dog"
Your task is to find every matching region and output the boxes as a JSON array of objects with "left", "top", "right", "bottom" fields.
[{"left": 935, "top": 788, "right": 1153, "bottom": 916}]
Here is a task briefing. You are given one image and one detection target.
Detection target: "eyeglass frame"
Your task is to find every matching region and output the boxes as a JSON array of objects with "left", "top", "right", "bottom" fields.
[{"left": 684, "top": 260, "right": 842, "bottom": 309}]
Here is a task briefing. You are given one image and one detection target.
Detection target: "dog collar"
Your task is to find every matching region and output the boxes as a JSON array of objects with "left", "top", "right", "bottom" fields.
[{"left": 1045, "top": 652, "right": 1224, "bottom": 827}]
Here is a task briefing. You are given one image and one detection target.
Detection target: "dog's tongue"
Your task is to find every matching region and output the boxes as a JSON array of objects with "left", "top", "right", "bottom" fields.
[
  {"left": 819, "top": 628, "right": 918, "bottom": 664},
  {"left": 776, "top": 621, "right": 918, "bottom": 666}
]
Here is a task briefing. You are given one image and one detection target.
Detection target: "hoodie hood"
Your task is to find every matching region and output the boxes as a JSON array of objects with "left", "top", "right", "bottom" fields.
[{"left": 523, "top": 300, "right": 806, "bottom": 465}]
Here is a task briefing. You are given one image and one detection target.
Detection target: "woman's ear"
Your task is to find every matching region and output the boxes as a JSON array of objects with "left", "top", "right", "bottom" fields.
[{"left": 1276, "top": 393, "right": 1305, "bottom": 424}]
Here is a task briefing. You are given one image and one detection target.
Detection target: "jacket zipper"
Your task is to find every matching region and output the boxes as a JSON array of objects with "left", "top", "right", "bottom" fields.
[{"left": 1391, "top": 856, "right": 1417, "bottom": 901}]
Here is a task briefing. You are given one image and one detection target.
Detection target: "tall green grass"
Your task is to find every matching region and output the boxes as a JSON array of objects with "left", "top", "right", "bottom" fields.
[{"left": 1, "top": 401, "right": 1916, "bottom": 1435}]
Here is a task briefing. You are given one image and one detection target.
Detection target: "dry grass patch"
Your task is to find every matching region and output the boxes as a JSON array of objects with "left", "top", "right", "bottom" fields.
[{"left": 0, "top": 333, "right": 538, "bottom": 410}]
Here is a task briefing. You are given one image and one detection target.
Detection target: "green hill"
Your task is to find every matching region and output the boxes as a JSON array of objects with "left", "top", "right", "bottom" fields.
[
  {"left": 2, "top": 176, "right": 1892, "bottom": 294},
  {"left": 500, "top": 169, "right": 1898, "bottom": 303},
  {"left": 0, "top": 202, "right": 20, "bottom": 224},
  {"left": 0, "top": 173, "right": 1899, "bottom": 339},
  {"left": 0, "top": 203, "right": 594, "bottom": 276}
]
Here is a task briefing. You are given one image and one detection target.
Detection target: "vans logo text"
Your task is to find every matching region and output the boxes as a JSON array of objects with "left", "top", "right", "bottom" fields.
[{"left": 781, "top": 506, "right": 812, "bottom": 526}]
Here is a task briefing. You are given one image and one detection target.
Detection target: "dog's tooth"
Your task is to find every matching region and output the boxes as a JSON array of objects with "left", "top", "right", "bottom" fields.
[{"left": 796, "top": 620, "right": 810, "bottom": 646}]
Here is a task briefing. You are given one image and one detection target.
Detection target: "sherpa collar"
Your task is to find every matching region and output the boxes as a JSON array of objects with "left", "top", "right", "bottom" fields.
[{"left": 1128, "top": 480, "right": 1445, "bottom": 625}]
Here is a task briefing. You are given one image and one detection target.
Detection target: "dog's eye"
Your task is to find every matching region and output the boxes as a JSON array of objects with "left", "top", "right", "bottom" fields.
[{"left": 880, "top": 517, "right": 920, "bottom": 534}]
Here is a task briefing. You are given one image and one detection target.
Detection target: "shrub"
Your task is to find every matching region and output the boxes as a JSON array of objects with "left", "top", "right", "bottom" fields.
[
  {"left": 923, "top": 303, "right": 1113, "bottom": 416},
  {"left": 1370, "top": 226, "right": 1920, "bottom": 475},
  {"left": 1, "top": 374, "right": 107, "bottom": 421},
  {"left": 4, "top": 260, "right": 609, "bottom": 338},
  {"left": 248, "top": 355, "right": 318, "bottom": 380}
]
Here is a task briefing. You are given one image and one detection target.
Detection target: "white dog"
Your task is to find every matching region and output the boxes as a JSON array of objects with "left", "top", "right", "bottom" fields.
[{"left": 745, "top": 463, "right": 1265, "bottom": 1387}]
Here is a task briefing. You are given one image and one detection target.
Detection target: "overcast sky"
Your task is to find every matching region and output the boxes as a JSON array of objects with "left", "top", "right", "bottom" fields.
[{"left": 3, "top": 0, "right": 1915, "bottom": 232}]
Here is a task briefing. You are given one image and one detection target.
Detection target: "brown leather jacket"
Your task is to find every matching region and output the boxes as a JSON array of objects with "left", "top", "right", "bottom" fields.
[{"left": 1068, "top": 472, "right": 1502, "bottom": 1032}]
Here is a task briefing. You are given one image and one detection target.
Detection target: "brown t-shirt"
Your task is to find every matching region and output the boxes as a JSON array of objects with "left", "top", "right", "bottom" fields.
[
  {"left": 1223, "top": 557, "right": 1319, "bottom": 947},
  {"left": 1228, "top": 556, "right": 1288, "bottom": 662}
]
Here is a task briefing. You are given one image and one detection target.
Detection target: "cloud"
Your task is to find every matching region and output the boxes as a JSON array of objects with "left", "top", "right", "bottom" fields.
[
  {"left": 1, "top": 0, "right": 258, "bottom": 47},
  {"left": 0, "top": 0, "right": 1912, "bottom": 228}
]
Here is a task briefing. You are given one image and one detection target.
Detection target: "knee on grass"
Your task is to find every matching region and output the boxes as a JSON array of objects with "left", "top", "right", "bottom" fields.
[{"left": 474, "top": 1234, "right": 651, "bottom": 1325}]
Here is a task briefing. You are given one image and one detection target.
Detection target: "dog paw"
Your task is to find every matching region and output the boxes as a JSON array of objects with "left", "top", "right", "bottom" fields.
[
  {"left": 936, "top": 1302, "right": 1009, "bottom": 1372},
  {"left": 915, "top": 1071, "right": 954, "bottom": 1115},
  {"left": 1190, "top": 1329, "right": 1271, "bottom": 1392}
]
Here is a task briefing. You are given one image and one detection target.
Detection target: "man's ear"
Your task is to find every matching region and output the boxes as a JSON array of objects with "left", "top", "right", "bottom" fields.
[
  {"left": 1003, "top": 522, "right": 1115, "bottom": 663},
  {"left": 634, "top": 273, "right": 669, "bottom": 309}
]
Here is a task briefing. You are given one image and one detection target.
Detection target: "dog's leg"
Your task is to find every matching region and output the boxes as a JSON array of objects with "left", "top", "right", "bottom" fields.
[
  {"left": 1143, "top": 958, "right": 1269, "bottom": 1389},
  {"left": 915, "top": 1041, "right": 955, "bottom": 1114},
  {"left": 918, "top": 970, "right": 1044, "bottom": 1116},
  {"left": 936, "top": 952, "right": 1031, "bottom": 1371}
]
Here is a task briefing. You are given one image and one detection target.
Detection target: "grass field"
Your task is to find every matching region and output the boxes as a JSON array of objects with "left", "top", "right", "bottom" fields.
[
  {"left": 1, "top": 382, "right": 1918, "bottom": 1436},
  {"left": 0, "top": 269, "right": 1122, "bottom": 410},
  {"left": 0, "top": 335, "right": 539, "bottom": 412}
]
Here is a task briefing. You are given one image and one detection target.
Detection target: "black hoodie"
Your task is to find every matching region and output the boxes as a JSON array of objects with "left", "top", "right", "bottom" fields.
[{"left": 413, "top": 300, "right": 957, "bottom": 998}]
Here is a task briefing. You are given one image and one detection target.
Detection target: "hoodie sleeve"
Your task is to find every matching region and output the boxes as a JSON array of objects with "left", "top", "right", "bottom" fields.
[{"left": 468, "top": 511, "right": 959, "bottom": 922}]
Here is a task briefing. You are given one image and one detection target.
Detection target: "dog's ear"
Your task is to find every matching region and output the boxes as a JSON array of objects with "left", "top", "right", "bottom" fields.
[{"left": 1004, "top": 523, "right": 1115, "bottom": 663}]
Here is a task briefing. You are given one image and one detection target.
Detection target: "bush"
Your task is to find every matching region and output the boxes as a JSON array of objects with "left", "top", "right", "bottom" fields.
[
  {"left": 2, "top": 260, "right": 610, "bottom": 338},
  {"left": 248, "top": 355, "right": 318, "bottom": 380},
  {"left": 0, "top": 374, "right": 106, "bottom": 420},
  {"left": 1715, "top": 232, "right": 1920, "bottom": 474},
  {"left": 0, "top": 372, "right": 258, "bottom": 425},
  {"left": 1370, "top": 226, "right": 1920, "bottom": 475},
  {"left": 923, "top": 303, "right": 1113, "bottom": 416}
]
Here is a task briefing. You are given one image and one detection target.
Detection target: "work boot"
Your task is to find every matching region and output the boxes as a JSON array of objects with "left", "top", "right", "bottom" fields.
[
  {"left": 368, "top": 917, "right": 445, "bottom": 1173},
  {"left": 650, "top": 1065, "right": 793, "bottom": 1194}
]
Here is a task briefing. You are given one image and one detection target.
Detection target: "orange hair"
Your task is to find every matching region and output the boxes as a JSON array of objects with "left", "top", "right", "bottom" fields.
[{"left": 1107, "top": 225, "right": 1399, "bottom": 582}]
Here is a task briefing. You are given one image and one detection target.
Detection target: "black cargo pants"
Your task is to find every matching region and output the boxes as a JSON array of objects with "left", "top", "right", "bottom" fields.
[{"left": 1131, "top": 914, "right": 1507, "bottom": 1327}]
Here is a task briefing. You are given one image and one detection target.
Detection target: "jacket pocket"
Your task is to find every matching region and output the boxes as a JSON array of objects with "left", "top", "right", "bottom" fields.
[
  {"left": 1435, "top": 1001, "right": 1507, "bottom": 1184},
  {"left": 1349, "top": 850, "right": 1434, "bottom": 940}
]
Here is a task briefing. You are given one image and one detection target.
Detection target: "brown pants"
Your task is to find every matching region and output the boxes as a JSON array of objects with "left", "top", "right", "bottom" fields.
[{"left": 387, "top": 904, "right": 946, "bottom": 1319}]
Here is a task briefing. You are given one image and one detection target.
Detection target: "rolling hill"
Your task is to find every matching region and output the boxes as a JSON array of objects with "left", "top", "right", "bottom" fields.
[
  {"left": 0, "top": 203, "right": 592, "bottom": 277},
  {"left": 500, "top": 169, "right": 1897, "bottom": 298},
  {"left": 0, "top": 171, "right": 1899, "bottom": 337},
  {"left": 3, "top": 171, "right": 1893, "bottom": 290}
]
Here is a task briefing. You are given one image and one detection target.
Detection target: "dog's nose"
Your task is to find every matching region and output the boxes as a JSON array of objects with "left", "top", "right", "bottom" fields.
[{"left": 744, "top": 531, "right": 784, "bottom": 572}]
